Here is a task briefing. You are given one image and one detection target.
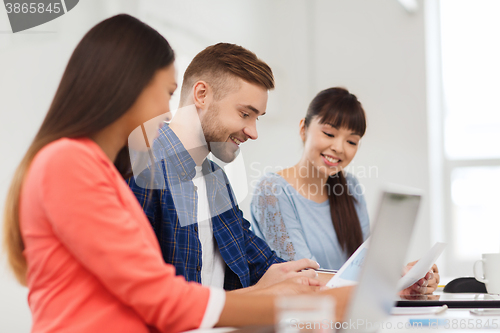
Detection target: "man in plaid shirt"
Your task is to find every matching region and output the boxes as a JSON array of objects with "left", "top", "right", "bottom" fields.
[{"left": 128, "top": 43, "right": 320, "bottom": 291}]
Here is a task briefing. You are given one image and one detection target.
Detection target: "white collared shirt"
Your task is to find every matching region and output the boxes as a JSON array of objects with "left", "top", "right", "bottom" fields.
[{"left": 193, "top": 166, "right": 226, "bottom": 288}]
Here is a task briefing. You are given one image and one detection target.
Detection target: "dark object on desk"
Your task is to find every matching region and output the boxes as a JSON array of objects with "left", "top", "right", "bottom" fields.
[
  {"left": 443, "top": 277, "right": 487, "bottom": 293},
  {"left": 396, "top": 299, "right": 500, "bottom": 308},
  {"left": 230, "top": 325, "right": 274, "bottom": 333},
  {"left": 396, "top": 291, "right": 500, "bottom": 308}
]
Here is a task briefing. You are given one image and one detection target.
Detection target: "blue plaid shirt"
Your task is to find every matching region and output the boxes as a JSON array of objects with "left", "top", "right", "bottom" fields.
[{"left": 128, "top": 125, "right": 284, "bottom": 290}]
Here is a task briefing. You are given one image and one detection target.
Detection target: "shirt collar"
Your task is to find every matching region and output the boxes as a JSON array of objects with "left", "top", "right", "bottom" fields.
[
  {"left": 153, "top": 124, "right": 197, "bottom": 181},
  {"left": 153, "top": 125, "right": 217, "bottom": 181}
]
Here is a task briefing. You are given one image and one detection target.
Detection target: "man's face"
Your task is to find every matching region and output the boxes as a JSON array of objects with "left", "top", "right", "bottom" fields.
[{"left": 201, "top": 79, "right": 268, "bottom": 162}]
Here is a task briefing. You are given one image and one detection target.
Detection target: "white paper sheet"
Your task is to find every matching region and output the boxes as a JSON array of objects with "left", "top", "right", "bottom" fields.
[
  {"left": 397, "top": 242, "right": 446, "bottom": 291},
  {"left": 326, "top": 238, "right": 370, "bottom": 288},
  {"left": 326, "top": 240, "right": 446, "bottom": 290}
]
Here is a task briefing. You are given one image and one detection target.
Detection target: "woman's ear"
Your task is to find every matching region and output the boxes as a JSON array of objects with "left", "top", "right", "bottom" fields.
[{"left": 299, "top": 118, "right": 306, "bottom": 142}]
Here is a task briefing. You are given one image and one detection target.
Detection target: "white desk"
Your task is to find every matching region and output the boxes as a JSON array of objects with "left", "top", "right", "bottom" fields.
[
  {"left": 187, "top": 309, "right": 500, "bottom": 332},
  {"left": 186, "top": 290, "right": 500, "bottom": 332}
]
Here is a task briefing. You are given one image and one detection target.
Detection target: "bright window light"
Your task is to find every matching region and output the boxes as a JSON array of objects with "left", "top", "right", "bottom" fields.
[
  {"left": 441, "top": 0, "right": 500, "bottom": 160},
  {"left": 451, "top": 166, "right": 500, "bottom": 259}
]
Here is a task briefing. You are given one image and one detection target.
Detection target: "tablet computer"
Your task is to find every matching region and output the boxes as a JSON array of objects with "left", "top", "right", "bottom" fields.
[{"left": 396, "top": 292, "right": 500, "bottom": 308}]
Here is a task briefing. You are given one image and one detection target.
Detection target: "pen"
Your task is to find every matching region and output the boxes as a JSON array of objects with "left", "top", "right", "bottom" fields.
[
  {"left": 436, "top": 305, "right": 448, "bottom": 314},
  {"left": 315, "top": 268, "right": 338, "bottom": 274}
]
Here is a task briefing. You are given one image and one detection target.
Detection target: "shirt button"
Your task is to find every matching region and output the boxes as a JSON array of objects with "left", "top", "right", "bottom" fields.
[
  {"left": 196, "top": 265, "right": 201, "bottom": 271},
  {"left": 194, "top": 185, "right": 198, "bottom": 191},
  {"left": 181, "top": 172, "right": 185, "bottom": 176}
]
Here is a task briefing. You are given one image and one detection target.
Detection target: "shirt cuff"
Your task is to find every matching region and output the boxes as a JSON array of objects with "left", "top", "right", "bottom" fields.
[{"left": 199, "top": 287, "right": 226, "bottom": 329}]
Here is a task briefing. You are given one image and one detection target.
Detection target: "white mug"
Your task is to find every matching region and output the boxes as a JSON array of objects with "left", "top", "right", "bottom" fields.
[{"left": 474, "top": 253, "right": 500, "bottom": 294}]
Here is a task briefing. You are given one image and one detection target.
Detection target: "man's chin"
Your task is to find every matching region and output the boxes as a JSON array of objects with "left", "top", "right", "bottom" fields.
[{"left": 210, "top": 142, "right": 239, "bottom": 163}]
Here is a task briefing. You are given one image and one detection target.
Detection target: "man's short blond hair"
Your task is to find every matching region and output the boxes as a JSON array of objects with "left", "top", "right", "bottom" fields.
[{"left": 180, "top": 43, "right": 275, "bottom": 103}]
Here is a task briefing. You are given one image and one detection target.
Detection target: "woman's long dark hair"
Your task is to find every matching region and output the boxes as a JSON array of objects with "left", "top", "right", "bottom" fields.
[
  {"left": 304, "top": 87, "right": 367, "bottom": 257},
  {"left": 3, "top": 14, "right": 175, "bottom": 285}
]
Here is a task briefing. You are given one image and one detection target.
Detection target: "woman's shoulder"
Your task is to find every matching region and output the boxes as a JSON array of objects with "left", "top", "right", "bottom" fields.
[
  {"left": 256, "top": 171, "right": 286, "bottom": 184},
  {"left": 32, "top": 137, "right": 109, "bottom": 175},
  {"left": 40, "top": 136, "right": 99, "bottom": 156},
  {"left": 253, "top": 171, "right": 291, "bottom": 196},
  {"left": 344, "top": 172, "right": 365, "bottom": 198},
  {"left": 344, "top": 172, "right": 366, "bottom": 203},
  {"left": 344, "top": 172, "right": 360, "bottom": 184}
]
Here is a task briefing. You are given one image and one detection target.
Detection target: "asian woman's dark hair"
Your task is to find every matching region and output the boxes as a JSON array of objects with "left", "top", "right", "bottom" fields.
[
  {"left": 3, "top": 14, "right": 175, "bottom": 285},
  {"left": 304, "top": 87, "right": 366, "bottom": 257}
]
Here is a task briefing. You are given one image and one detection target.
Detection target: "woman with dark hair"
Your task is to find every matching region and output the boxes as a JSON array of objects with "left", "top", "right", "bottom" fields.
[
  {"left": 251, "top": 87, "right": 439, "bottom": 292},
  {"left": 251, "top": 87, "right": 369, "bottom": 269},
  {"left": 2, "top": 15, "right": 353, "bottom": 333}
]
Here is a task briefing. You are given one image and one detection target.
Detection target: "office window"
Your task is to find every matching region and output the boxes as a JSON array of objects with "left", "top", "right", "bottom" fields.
[
  {"left": 451, "top": 167, "right": 500, "bottom": 260},
  {"left": 440, "top": 0, "right": 500, "bottom": 273}
]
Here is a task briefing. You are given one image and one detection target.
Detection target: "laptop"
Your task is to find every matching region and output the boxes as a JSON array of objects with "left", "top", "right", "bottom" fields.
[
  {"left": 340, "top": 189, "right": 422, "bottom": 332},
  {"left": 232, "top": 188, "right": 422, "bottom": 333}
]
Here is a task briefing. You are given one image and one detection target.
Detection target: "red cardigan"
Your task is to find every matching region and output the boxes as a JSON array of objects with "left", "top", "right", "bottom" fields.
[{"left": 20, "top": 137, "right": 210, "bottom": 333}]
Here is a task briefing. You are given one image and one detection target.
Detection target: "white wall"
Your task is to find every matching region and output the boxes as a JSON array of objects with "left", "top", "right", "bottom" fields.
[{"left": 0, "top": 1, "right": 432, "bottom": 331}]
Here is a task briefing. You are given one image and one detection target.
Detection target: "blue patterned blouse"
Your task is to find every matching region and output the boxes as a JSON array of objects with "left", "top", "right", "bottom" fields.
[{"left": 250, "top": 172, "right": 370, "bottom": 270}]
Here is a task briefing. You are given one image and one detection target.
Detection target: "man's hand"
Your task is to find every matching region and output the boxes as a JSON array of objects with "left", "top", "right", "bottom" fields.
[
  {"left": 239, "top": 276, "right": 322, "bottom": 296},
  {"left": 401, "top": 261, "right": 440, "bottom": 295},
  {"left": 317, "top": 272, "right": 335, "bottom": 286},
  {"left": 253, "top": 259, "right": 320, "bottom": 290},
  {"left": 219, "top": 283, "right": 353, "bottom": 327},
  {"left": 247, "top": 281, "right": 354, "bottom": 322}
]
